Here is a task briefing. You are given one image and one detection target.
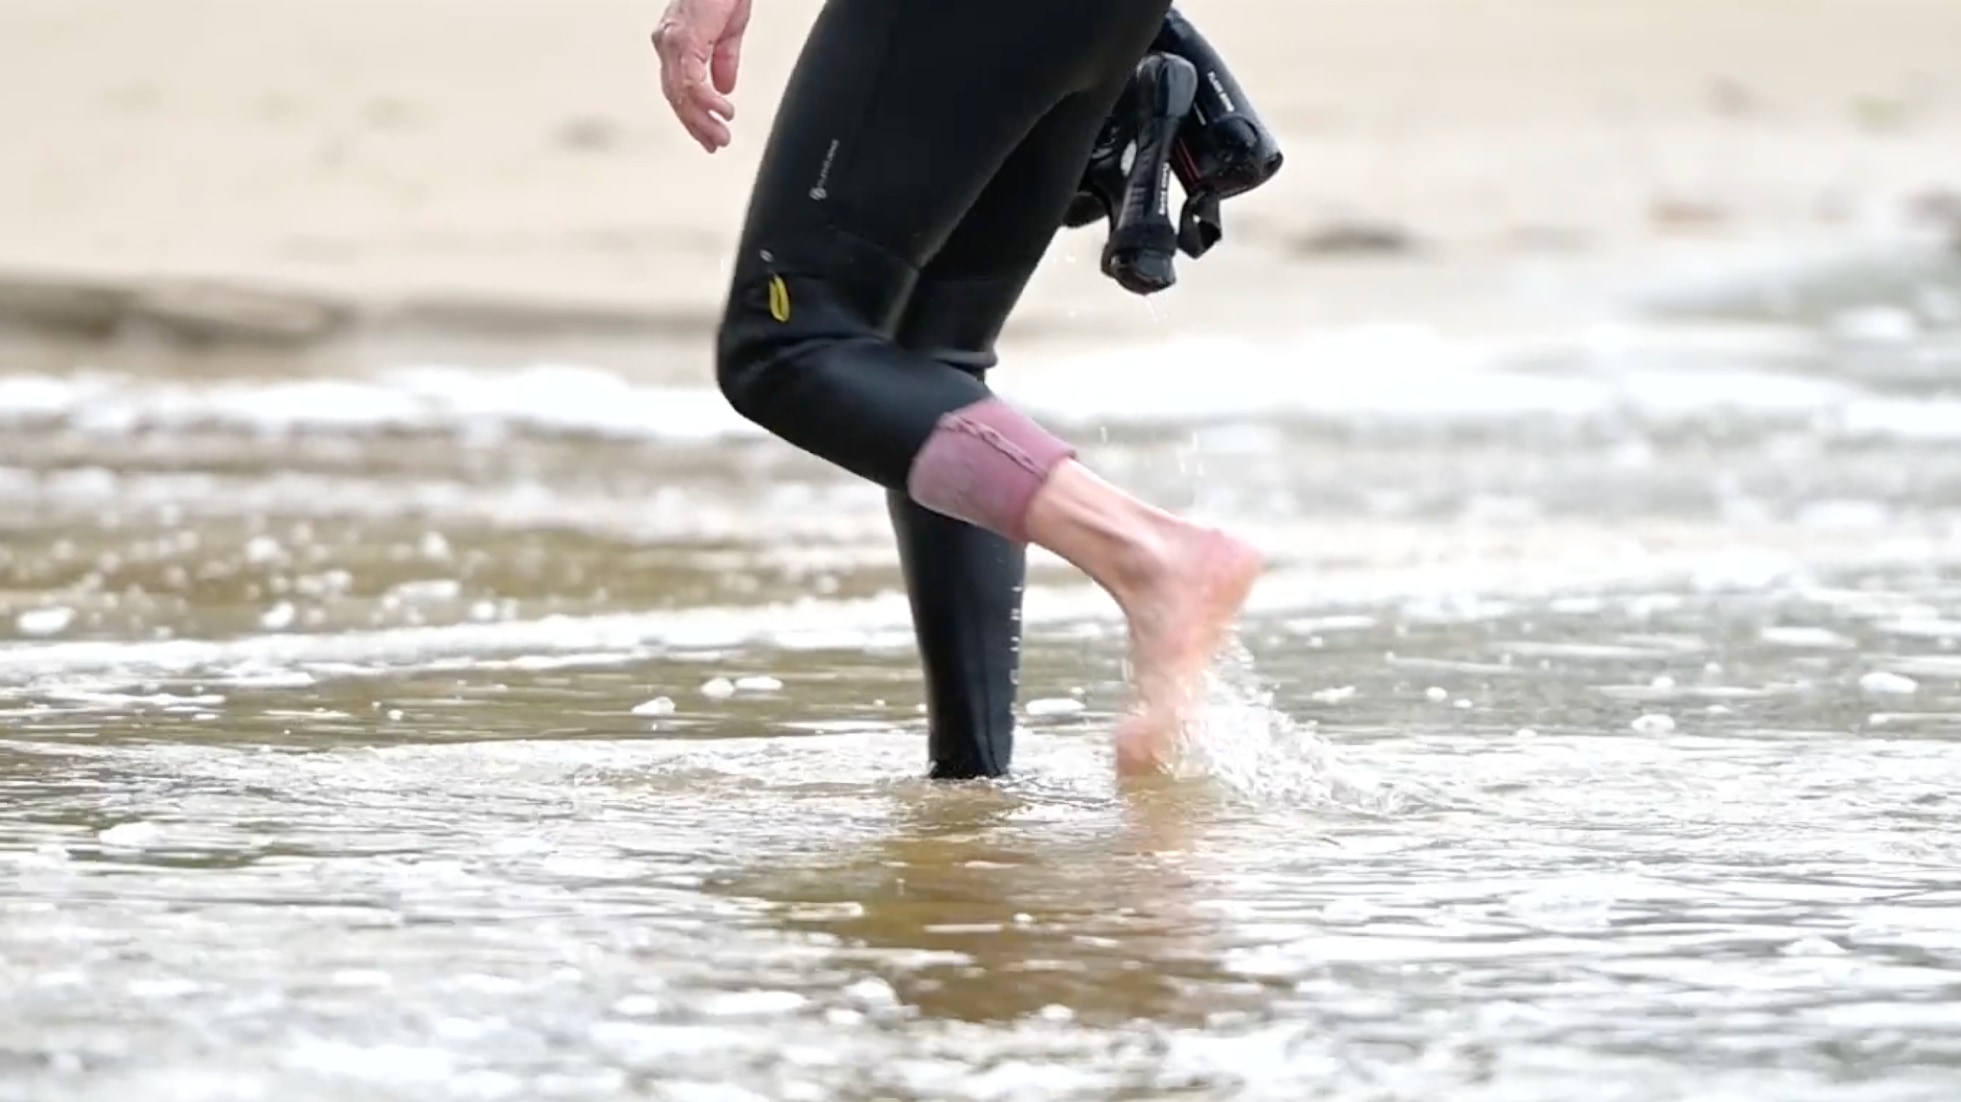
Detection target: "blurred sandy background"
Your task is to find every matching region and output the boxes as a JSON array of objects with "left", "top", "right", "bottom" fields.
[{"left": 0, "top": 0, "right": 1955, "bottom": 353}]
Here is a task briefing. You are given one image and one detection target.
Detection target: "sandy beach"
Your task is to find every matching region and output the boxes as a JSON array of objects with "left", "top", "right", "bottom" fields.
[{"left": 0, "top": 0, "right": 1955, "bottom": 354}]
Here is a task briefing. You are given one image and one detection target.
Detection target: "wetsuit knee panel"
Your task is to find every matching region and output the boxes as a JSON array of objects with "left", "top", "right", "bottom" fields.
[
  {"left": 713, "top": 279, "right": 799, "bottom": 419},
  {"left": 712, "top": 241, "right": 1001, "bottom": 492},
  {"left": 715, "top": 230, "right": 924, "bottom": 418}
]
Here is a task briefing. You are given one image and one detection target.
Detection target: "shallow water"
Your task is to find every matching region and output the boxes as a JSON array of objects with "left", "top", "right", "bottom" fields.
[{"left": 3, "top": 245, "right": 1961, "bottom": 1100}]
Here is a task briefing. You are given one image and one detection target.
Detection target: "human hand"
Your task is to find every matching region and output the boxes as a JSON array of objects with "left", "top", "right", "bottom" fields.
[{"left": 651, "top": 0, "right": 752, "bottom": 152}]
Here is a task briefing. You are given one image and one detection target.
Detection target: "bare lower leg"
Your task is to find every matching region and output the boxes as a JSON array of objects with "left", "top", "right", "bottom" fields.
[
  {"left": 905, "top": 399, "right": 1261, "bottom": 778},
  {"left": 1023, "top": 461, "right": 1262, "bottom": 776}
]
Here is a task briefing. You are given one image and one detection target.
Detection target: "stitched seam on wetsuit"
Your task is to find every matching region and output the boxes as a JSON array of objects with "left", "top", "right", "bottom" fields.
[
  {"left": 830, "top": 222, "right": 926, "bottom": 282},
  {"left": 966, "top": 577, "right": 1005, "bottom": 777},
  {"left": 949, "top": 545, "right": 1003, "bottom": 778},
  {"left": 939, "top": 411, "right": 1046, "bottom": 477}
]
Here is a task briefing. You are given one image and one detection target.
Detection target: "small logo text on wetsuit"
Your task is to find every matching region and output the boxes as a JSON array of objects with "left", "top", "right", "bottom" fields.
[{"left": 809, "top": 139, "right": 841, "bottom": 201}]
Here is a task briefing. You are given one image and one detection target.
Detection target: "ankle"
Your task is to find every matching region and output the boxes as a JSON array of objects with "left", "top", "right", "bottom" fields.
[
  {"left": 1101, "top": 524, "right": 1177, "bottom": 609},
  {"left": 1024, "top": 463, "right": 1182, "bottom": 605}
]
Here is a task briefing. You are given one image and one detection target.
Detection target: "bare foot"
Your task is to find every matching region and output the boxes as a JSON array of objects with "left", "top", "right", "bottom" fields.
[
  {"left": 1110, "top": 525, "right": 1263, "bottom": 777},
  {"left": 1017, "top": 460, "right": 1263, "bottom": 780}
]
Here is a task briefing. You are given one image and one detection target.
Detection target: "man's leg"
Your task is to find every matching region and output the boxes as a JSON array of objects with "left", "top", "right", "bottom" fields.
[
  {"left": 717, "top": 0, "right": 1161, "bottom": 781},
  {"left": 881, "top": 294, "right": 1026, "bottom": 780},
  {"left": 716, "top": 0, "right": 1172, "bottom": 486},
  {"left": 717, "top": 0, "right": 1261, "bottom": 778},
  {"left": 883, "top": 82, "right": 1141, "bottom": 780},
  {"left": 886, "top": 485, "right": 1025, "bottom": 780}
]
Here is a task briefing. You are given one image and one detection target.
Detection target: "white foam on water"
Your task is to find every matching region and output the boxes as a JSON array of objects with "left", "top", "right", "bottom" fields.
[
  {"left": 0, "top": 319, "right": 1944, "bottom": 442},
  {"left": 1000, "top": 322, "right": 1855, "bottom": 431},
  {"left": 10, "top": 522, "right": 1953, "bottom": 703},
  {"left": 1837, "top": 397, "right": 1961, "bottom": 442},
  {"left": 0, "top": 364, "right": 757, "bottom": 442}
]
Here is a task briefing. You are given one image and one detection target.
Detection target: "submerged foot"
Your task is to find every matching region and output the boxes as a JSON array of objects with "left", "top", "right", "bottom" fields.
[{"left": 1112, "top": 524, "right": 1263, "bottom": 778}]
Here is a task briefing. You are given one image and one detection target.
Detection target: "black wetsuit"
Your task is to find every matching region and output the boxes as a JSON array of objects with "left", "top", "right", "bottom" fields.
[{"left": 716, "top": 0, "right": 1177, "bottom": 779}]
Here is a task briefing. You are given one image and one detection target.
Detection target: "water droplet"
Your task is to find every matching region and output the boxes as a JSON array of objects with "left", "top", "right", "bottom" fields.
[
  {"left": 99, "top": 822, "right": 162, "bottom": 848},
  {"left": 631, "top": 697, "right": 675, "bottom": 717},
  {"left": 1025, "top": 698, "right": 1085, "bottom": 717},
  {"left": 1859, "top": 671, "right": 1917, "bottom": 695},
  {"left": 15, "top": 607, "right": 74, "bottom": 637}
]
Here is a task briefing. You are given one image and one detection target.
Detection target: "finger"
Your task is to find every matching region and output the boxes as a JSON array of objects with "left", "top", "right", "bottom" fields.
[
  {"left": 692, "top": 119, "right": 729, "bottom": 152},
  {"left": 674, "top": 73, "right": 731, "bottom": 146},
  {"left": 655, "top": 37, "right": 728, "bottom": 148},
  {"left": 711, "top": 36, "right": 742, "bottom": 95},
  {"left": 689, "top": 82, "right": 735, "bottom": 125},
  {"left": 679, "top": 52, "right": 734, "bottom": 121},
  {"left": 678, "top": 101, "right": 731, "bottom": 151},
  {"left": 698, "top": 115, "right": 732, "bottom": 151}
]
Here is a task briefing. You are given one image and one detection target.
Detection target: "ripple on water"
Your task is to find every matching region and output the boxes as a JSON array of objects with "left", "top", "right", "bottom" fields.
[
  {"left": 7, "top": 277, "right": 1961, "bottom": 1097},
  {"left": 6, "top": 593, "right": 1959, "bottom": 1098}
]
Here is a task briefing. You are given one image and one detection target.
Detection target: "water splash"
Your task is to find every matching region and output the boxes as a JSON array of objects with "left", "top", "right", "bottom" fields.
[{"left": 1171, "top": 638, "right": 1414, "bottom": 814}]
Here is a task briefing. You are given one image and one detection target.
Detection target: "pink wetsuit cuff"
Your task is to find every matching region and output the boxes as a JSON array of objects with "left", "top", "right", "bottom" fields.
[{"left": 904, "top": 397, "right": 1076, "bottom": 543}]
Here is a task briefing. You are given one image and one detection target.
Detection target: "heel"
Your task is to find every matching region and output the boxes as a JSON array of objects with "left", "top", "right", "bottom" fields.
[{"left": 1158, "top": 7, "right": 1286, "bottom": 203}]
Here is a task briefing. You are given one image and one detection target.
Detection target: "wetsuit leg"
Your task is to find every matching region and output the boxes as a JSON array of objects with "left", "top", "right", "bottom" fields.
[
  {"left": 715, "top": 0, "right": 1173, "bottom": 492},
  {"left": 884, "top": 82, "right": 1143, "bottom": 780},
  {"left": 886, "top": 483, "right": 1024, "bottom": 780},
  {"left": 885, "top": 279, "right": 1026, "bottom": 780},
  {"left": 717, "top": 0, "right": 1171, "bottom": 776}
]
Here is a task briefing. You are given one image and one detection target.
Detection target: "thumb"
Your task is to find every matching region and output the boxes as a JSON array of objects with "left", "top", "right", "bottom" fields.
[{"left": 711, "top": 35, "right": 742, "bottom": 95}]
